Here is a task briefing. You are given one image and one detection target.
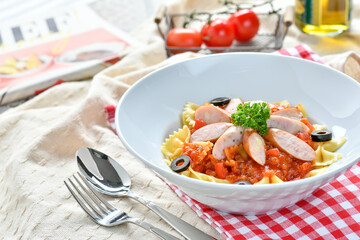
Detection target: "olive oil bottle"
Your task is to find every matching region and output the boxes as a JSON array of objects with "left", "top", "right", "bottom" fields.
[{"left": 295, "top": 0, "right": 352, "bottom": 36}]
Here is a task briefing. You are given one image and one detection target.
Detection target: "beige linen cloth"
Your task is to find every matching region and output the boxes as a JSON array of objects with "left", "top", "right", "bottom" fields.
[{"left": 1, "top": 0, "right": 359, "bottom": 239}]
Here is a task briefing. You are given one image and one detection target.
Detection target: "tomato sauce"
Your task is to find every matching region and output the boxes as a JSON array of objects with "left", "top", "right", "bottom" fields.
[{"left": 182, "top": 141, "right": 313, "bottom": 184}]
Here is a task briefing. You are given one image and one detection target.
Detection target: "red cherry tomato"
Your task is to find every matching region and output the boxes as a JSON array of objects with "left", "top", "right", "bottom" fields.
[
  {"left": 228, "top": 9, "right": 259, "bottom": 42},
  {"left": 166, "top": 28, "right": 202, "bottom": 54},
  {"left": 201, "top": 19, "right": 235, "bottom": 47}
]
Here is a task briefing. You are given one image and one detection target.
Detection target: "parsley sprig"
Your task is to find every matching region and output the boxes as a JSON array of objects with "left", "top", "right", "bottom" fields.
[{"left": 231, "top": 102, "right": 270, "bottom": 136}]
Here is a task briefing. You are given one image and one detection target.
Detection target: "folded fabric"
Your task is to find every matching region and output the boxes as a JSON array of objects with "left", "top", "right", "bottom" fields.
[
  {"left": 322, "top": 51, "right": 360, "bottom": 83},
  {"left": 106, "top": 45, "right": 360, "bottom": 240}
]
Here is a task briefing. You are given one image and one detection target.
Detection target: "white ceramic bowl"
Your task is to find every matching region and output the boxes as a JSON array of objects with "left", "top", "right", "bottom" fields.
[{"left": 115, "top": 53, "right": 360, "bottom": 214}]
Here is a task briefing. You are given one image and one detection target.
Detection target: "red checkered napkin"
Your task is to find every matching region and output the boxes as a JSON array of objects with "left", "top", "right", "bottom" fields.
[{"left": 105, "top": 45, "right": 360, "bottom": 240}]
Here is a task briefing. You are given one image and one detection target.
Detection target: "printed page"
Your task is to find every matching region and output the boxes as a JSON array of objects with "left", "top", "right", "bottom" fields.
[{"left": 0, "top": 5, "right": 140, "bottom": 105}]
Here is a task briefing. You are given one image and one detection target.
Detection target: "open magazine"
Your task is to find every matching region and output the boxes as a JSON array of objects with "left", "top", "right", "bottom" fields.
[{"left": 0, "top": 5, "right": 140, "bottom": 107}]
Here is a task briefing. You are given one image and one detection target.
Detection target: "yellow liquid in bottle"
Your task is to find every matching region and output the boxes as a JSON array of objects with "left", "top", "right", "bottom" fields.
[{"left": 295, "top": 0, "right": 351, "bottom": 37}]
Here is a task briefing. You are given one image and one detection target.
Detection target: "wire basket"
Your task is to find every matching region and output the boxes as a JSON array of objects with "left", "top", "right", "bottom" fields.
[{"left": 155, "top": 6, "right": 292, "bottom": 57}]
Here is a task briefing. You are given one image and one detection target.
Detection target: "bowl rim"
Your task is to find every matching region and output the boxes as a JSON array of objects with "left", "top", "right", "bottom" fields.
[{"left": 115, "top": 52, "right": 360, "bottom": 191}]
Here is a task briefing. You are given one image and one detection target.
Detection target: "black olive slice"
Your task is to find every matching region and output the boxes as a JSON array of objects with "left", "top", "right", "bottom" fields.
[
  {"left": 233, "top": 180, "right": 252, "bottom": 185},
  {"left": 210, "top": 97, "right": 231, "bottom": 107},
  {"left": 311, "top": 130, "right": 332, "bottom": 142},
  {"left": 171, "top": 155, "right": 190, "bottom": 173}
]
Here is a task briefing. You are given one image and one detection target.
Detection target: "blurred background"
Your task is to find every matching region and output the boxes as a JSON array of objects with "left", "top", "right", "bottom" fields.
[
  {"left": 0, "top": 0, "right": 164, "bottom": 32},
  {"left": 1, "top": 0, "right": 359, "bottom": 54}
]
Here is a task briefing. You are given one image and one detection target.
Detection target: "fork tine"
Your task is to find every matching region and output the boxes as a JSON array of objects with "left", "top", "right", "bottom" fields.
[
  {"left": 72, "top": 174, "right": 112, "bottom": 215},
  {"left": 77, "top": 173, "right": 116, "bottom": 211},
  {"left": 64, "top": 179, "right": 101, "bottom": 223}
]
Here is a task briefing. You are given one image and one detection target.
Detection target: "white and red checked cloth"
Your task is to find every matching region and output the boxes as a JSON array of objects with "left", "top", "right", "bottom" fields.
[{"left": 105, "top": 45, "right": 360, "bottom": 240}]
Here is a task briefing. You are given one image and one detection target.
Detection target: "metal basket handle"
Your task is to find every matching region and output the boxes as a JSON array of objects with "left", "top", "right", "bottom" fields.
[
  {"left": 154, "top": 4, "right": 167, "bottom": 40},
  {"left": 283, "top": 6, "right": 294, "bottom": 39}
]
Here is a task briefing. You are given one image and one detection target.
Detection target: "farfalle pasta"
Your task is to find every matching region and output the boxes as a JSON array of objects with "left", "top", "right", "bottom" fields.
[
  {"left": 161, "top": 125, "right": 190, "bottom": 161},
  {"left": 255, "top": 174, "right": 283, "bottom": 184},
  {"left": 162, "top": 98, "right": 346, "bottom": 185},
  {"left": 181, "top": 166, "right": 230, "bottom": 184},
  {"left": 182, "top": 102, "right": 199, "bottom": 128}
]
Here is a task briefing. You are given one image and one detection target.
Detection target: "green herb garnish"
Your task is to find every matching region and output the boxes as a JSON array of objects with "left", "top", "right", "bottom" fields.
[{"left": 231, "top": 102, "right": 270, "bottom": 136}]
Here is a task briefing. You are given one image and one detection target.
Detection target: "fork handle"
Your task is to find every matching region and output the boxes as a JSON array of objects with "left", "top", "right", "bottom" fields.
[
  {"left": 128, "top": 191, "right": 214, "bottom": 240},
  {"left": 131, "top": 218, "right": 181, "bottom": 240}
]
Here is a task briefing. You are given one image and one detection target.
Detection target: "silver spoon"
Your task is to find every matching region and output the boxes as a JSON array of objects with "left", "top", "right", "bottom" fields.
[{"left": 76, "top": 147, "right": 214, "bottom": 240}]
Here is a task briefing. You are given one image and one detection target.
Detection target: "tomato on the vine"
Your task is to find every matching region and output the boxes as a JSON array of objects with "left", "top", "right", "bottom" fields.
[
  {"left": 201, "top": 19, "right": 235, "bottom": 47},
  {"left": 166, "top": 28, "right": 202, "bottom": 54},
  {"left": 228, "top": 9, "right": 259, "bottom": 42}
]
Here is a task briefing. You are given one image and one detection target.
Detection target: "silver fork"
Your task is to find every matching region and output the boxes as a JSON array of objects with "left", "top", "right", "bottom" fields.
[{"left": 64, "top": 173, "right": 181, "bottom": 240}]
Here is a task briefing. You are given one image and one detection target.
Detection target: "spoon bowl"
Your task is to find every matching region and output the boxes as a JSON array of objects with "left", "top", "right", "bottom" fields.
[{"left": 77, "top": 147, "right": 131, "bottom": 196}]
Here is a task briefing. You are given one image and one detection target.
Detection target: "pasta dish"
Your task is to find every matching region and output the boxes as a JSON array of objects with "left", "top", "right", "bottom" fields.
[{"left": 161, "top": 98, "right": 346, "bottom": 185}]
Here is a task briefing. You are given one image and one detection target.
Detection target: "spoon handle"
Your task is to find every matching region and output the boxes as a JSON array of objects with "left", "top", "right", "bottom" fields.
[
  {"left": 131, "top": 218, "right": 181, "bottom": 240},
  {"left": 128, "top": 191, "right": 215, "bottom": 240}
]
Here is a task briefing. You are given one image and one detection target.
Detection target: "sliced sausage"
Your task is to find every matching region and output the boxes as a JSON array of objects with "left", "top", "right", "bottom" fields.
[
  {"left": 272, "top": 107, "right": 303, "bottom": 120},
  {"left": 195, "top": 104, "right": 231, "bottom": 124},
  {"left": 264, "top": 128, "right": 315, "bottom": 161},
  {"left": 224, "top": 98, "right": 243, "bottom": 114},
  {"left": 190, "top": 123, "right": 232, "bottom": 143},
  {"left": 212, "top": 126, "right": 244, "bottom": 160},
  {"left": 267, "top": 115, "right": 309, "bottom": 135},
  {"left": 243, "top": 129, "right": 266, "bottom": 165}
]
